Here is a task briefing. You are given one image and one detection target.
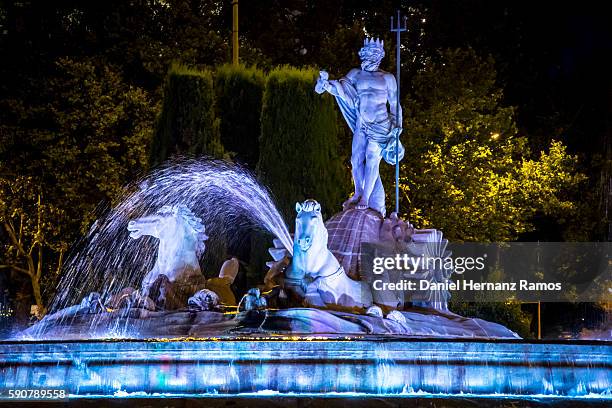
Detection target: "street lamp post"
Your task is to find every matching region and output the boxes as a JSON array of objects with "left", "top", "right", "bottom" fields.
[{"left": 232, "top": 0, "right": 239, "bottom": 65}]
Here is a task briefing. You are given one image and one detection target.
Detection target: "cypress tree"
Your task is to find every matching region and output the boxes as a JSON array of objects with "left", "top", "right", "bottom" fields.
[
  {"left": 257, "top": 66, "right": 350, "bottom": 222},
  {"left": 215, "top": 64, "right": 265, "bottom": 168},
  {"left": 150, "top": 64, "right": 223, "bottom": 166}
]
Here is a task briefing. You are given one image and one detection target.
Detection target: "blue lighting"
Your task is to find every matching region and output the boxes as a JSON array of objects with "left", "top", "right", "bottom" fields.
[{"left": 1, "top": 339, "right": 610, "bottom": 400}]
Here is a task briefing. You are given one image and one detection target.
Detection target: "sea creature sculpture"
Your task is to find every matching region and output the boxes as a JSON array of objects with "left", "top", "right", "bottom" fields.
[
  {"left": 188, "top": 289, "right": 220, "bottom": 311},
  {"left": 288, "top": 199, "right": 373, "bottom": 309},
  {"left": 127, "top": 205, "right": 207, "bottom": 296}
]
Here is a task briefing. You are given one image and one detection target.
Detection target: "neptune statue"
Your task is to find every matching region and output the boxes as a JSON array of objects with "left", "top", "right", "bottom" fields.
[{"left": 315, "top": 37, "right": 404, "bottom": 216}]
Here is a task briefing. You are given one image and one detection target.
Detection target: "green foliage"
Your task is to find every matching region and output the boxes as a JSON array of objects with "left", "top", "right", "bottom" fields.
[
  {"left": 317, "top": 24, "right": 365, "bottom": 77},
  {"left": 449, "top": 266, "right": 533, "bottom": 338},
  {"left": 0, "top": 177, "right": 67, "bottom": 317},
  {"left": 214, "top": 64, "right": 265, "bottom": 168},
  {"left": 450, "top": 300, "right": 534, "bottom": 339},
  {"left": 0, "top": 57, "right": 155, "bottom": 311},
  {"left": 393, "top": 48, "right": 587, "bottom": 333},
  {"left": 397, "top": 48, "right": 586, "bottom": 241},
  {"left": 117, "top": 0, "right": 229, "bottom": 85},
  {"left": 257, "top": 66, "right": 350, "bottom": 221},
  {"left": 150, "top": 64, "right": 224, "bottom": 166},
  {"left": 0, "top": 57, "right": 155, "bottom": 232}
]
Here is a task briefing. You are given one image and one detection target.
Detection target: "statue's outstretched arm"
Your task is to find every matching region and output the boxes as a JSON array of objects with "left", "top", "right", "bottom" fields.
[
  {"left": 315, "top": 70, "right": 349, "bottom": 102},
  {"left": 327, "top": 80, "right": 348, "bottom": 100}
]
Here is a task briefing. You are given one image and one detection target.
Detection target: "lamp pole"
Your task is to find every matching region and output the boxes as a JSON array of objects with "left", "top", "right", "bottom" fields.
[
  {"left": 390, "top": 10, "right": 407, "bottom": 214},
  {"left": 232, "top": 0, "right": 239, "bottom": 65}
]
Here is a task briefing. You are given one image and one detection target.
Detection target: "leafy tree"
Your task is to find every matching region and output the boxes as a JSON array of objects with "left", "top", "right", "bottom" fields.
[
  {"left": 394, "top": 48, "right": 587, "bottom": 335},
  {"left": 257, "top": 66, "right": 350, "bottom": 221},
  {"left": 449, "top": 266, "right": 533, "bottom": 338},
  {"left": 450, "top": 300, "right": 533, "bottom": 338},
  {"left": 236, "top": 1, "right": 342, "bottom": 67},
  {"left": 0, "top": 177, "right": 68, "bottom": 318},
  {"left": 234, "top": 1, "right": 428, "bottom": 71},
  {"left": 0, "top": 56, "right": 155, "bottom": 316},
  {"left": 215, "top": 64, "right": 265, "bottom": 168},
  {"left": 150, "top": 64, "right": 224, "bottom": 166},
  {"left": 396, "top": 48, "right": 586, "bottom": 242},
  {"left": 95, "top": 0, "right": 230, "bottom": 87},
  {"left": 315, "top": 24, "right": 364, "bottom": 78}
]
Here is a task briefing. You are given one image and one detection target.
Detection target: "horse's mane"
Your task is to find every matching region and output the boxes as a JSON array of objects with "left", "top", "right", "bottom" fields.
[
  {"left": 157, "top": 205, "right": 208, "bottom": 257},
  {"left": 295, "top": 199, "right": 328, "bottom": 249},
  {"left": 297, "top": 199, "right": 321, "bottom": 214}
]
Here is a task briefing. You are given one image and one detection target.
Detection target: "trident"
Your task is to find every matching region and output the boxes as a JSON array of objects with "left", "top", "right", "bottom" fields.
[{"left": 390, "top": 10, "right": 407, "bottom": 215}]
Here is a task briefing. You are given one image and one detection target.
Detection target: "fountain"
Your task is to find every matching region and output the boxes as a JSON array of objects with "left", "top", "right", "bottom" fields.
[
  {"left": 0, "top": 38, "right": 610, "bottom": 404},
  {"left": 1, "top": 158, "right": 609, "bottom": 402},
  {"left": 12, "top": 160, "right": 517, "bottom": 340}
]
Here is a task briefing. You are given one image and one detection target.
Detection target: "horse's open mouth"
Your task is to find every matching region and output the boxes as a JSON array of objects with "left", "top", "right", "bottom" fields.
[
  {"left": 127, "top": 222, "right": 143, "bottom": 239},
  {"left": 129, "top": 231, "right": 143, "bottom": 239}
]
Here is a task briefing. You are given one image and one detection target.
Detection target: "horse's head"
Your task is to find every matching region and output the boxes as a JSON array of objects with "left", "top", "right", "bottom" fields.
[
  {"left": 127, "top": 212, "right": 166, "bottom": 240},
  {"left": 127, "top": 205, "right": 208, "bottom": 256},
  {"left": 294, "top": 199, "right": 326, "bottom": 253}
]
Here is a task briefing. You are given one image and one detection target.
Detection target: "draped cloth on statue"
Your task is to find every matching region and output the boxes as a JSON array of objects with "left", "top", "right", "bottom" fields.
[{"left": 334, "top": 78, "right": 405, "bottom": 165}]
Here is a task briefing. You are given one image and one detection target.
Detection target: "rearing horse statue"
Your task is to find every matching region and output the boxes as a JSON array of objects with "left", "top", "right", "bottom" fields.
[
  {"left": 127, "top": 205, "right": 208, "bottom": 296},
  {"left": 287, "top": 199, "right": 373, "bottom": 309}
]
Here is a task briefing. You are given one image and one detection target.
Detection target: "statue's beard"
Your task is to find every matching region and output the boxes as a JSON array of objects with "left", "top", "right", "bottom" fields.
[{"left": 361, "top": 59, "right": 381, "bottom": 71}]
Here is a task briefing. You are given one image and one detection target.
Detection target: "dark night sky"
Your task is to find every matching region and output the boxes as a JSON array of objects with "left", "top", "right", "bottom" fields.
[{"left": 422, "top": 1, "right": 611, "bottom": 155}]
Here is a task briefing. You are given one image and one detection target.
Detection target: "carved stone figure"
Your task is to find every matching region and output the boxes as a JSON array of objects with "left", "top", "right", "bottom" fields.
[
  {"left": 287, "top": 199, "right": 373, "bottom": 309},
  {"left": 316, "top": 38, "right": 404, "bottom": 216},
  {"left": 269, "top": 203, "right": 454, "bottom": 312},
  {"left": 386, "top": 310, "right": 407, "bottom": 325},
  {"left": 188, "top": 289, "right": 220, "bottom": 311},
  {"left": 239, "top": 288, "right": 268, "bottom": 312},
  {"left": 127, "top": 205, "right": 208, "bottom": 296},
  {"left": 366, "top": 305, "right": 383, "bottom": 317},
  {"left": 204, "top": 257, "right": 239, "bottom": 306}
]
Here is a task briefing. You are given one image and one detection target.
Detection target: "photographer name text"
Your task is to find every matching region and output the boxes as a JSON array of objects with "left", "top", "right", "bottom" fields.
[{"left": 372, "top": 279, "right": 562, "bottom": 292}]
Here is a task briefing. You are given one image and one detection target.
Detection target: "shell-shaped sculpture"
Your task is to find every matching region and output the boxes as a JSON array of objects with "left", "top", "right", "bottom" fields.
[{"left": 325, "top": 208, "right": 383, "bottom": 280}]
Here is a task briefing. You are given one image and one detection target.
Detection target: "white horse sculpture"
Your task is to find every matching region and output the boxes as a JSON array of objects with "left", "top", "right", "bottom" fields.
[
  {"left": 127, "top": 205, "right": 208, "bottom": 295},
  {"left": 291, "top": 199, "right": 373, "bottom": 309}
]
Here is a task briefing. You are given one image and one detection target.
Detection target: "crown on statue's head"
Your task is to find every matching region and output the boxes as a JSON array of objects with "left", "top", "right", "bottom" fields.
[
  {"left": 363, "top": 37, "right": 384, "bottom": 50},
  {"left": 359, "top": 37, "right": 385, "bottom": 65}
]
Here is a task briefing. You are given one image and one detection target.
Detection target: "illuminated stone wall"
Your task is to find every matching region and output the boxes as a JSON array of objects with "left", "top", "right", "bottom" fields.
[{"left": 0, "top": 339, "right": 610, "bottom": 398}]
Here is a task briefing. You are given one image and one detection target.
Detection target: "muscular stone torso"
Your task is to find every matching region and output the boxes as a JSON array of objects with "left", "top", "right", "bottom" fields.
[{"left": 348, "top": 69, "right": 391, "bottom": 124}]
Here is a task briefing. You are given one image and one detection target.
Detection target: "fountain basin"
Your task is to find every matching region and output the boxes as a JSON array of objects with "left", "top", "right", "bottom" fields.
[
  {"left": 0, "top": 338, "right": 610, "bottom": 400},
  {"left": 21, "top": 307, "right": 521, "bottom": 340}
]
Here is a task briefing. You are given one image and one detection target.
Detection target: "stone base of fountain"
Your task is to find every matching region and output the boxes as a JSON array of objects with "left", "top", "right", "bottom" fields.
[
  {"left": 1, "top": 338, "right": 610, "bottom": 401},
  {"left": 21, "top": 305, "right": 519, "bottom": 340}
]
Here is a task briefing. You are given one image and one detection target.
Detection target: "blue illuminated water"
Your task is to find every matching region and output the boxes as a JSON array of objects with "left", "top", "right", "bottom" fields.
[{"left": 0, "top": 339, "right": 610, "bottom": 400}]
